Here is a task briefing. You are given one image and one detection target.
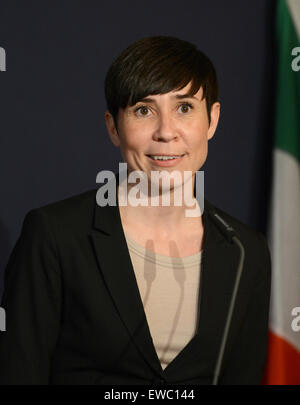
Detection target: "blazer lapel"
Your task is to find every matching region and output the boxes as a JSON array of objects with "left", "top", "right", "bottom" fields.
[
  {"left": 193, "top": 201, "right": 241, "bottom": 371},
  {"left": 90, "top": 172, "right": 241, "bottom": 378},
  {"left": 163, "top": 201, "right": 242, "bottom": 378},
  {"left": 89, "top": 174, "right": 163, "bottom": 375}
]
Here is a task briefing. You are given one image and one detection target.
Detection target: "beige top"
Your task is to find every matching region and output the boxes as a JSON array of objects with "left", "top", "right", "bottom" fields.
[{"left": 124, "top": 232, "right": 203, "bottom": 370}]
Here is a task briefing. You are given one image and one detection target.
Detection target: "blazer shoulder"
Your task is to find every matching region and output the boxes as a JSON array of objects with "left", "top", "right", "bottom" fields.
[
  {"left": 204, "top": 199, "right": 271, "bottom": 291},
  {"left": 204, "top": 198, "right": 270, "bottom": 254},
  {"left": 24, "top": 188, "right": 98, "bottom": 234}
]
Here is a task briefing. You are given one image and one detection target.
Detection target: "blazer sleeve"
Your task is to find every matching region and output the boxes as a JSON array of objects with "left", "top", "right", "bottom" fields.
[
  {"left": 0, "top": 209, "right": 62, "bottom": 384},
  {"left": 219, "top": 231, "right": 272, "bottom": 385}
]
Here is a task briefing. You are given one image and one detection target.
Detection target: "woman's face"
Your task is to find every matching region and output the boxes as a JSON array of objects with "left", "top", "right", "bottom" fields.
[{"left": 105, "top": 81, "right": 220, "bottom": 193}]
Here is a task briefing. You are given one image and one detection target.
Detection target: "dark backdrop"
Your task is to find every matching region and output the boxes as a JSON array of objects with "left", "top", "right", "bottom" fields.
[{"left": 0, "top": 0, "right": 275, "bottom": 299}]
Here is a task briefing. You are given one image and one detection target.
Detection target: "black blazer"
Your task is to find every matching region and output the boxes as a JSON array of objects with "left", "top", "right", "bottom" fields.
[{"left": 0, "top": 175, "right": 271, "bottom": 385}]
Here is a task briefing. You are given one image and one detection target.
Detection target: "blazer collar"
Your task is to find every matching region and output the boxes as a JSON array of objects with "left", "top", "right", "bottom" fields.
[
  {"left": 92, "top": 171, "right": 224, "bottom": 242},
  {"left": 90, "top": 171, "right": 240, "bottom": 379}
]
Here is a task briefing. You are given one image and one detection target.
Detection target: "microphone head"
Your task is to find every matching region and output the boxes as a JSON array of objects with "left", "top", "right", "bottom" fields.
[{"left": 208, "top": 210, "right": 237, "bottom": 243}]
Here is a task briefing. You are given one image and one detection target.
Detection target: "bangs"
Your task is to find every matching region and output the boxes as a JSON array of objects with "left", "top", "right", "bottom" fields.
[{"left": 105, "top": 36, "right": 218, "bottom": 122}]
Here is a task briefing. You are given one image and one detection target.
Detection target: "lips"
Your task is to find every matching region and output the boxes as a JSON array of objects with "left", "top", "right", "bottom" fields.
[
  {"left": 146, "top": 153, "right": 185, "bottom": 167},
  {"left": 146, "top": 153, "right": 185, "bottom": 158},
  {"left": 146, "top": 153, "right": 185, "bottom": 156}
]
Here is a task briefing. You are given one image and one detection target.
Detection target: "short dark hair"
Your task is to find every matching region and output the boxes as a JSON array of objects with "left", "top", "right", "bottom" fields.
[{"left": 104, "top": 36, "right": 219, "bottom": 126}]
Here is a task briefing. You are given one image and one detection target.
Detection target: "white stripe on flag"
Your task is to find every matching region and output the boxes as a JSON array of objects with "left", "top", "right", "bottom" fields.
[
  {"left": 268, "top": 148, "right": 300, "bottom": 352},
  {"left": 287, "top": 0, "right": 300, "bottom": 40}
]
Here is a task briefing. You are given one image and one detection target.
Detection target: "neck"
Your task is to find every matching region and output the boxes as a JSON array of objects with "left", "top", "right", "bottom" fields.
[{"left": 117, "top": 174, "right": 201, "bottom": 231}]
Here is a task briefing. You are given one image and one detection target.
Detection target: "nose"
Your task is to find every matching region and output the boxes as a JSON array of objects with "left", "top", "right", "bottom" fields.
[{"left": 154, "top": 112, "right": 178, "bottom": 142}]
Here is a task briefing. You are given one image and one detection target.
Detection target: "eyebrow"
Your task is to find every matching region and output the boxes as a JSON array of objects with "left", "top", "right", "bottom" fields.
[{"left": 135, "top": 93, "right": 200, "bottom": 104}]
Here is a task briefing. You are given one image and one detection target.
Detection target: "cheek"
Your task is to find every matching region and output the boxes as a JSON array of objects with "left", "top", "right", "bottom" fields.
[
  {"left": 187, "top": 126, "right": 209, "bottom": 164},
  {"left": 119, "top": 134, "right": 145, "bottom": 159},
  {"left": 184, "top": 113, "right": 209, "bottom": 138},
  {"left": 188, "top": 123, "right": 209, "bottom": 149},
  {"left": 121, "top": 124, "right": 149, "bottom": 151},
  {"left": 196, "top": 116, "right": 209, "bottom": 135}
]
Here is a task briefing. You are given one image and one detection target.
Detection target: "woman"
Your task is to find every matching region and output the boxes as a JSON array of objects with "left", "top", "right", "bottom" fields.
[{"left": 0, "top": 36, "right": 271, "bottom": 385}]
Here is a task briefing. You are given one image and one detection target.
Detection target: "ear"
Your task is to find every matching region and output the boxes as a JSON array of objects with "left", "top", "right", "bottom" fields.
[
  {"left": 105, "top": 110, "right": 120, "bottom": 147},
  {"left": 207, "top": 102, "right": 220, "bottom": 140}
]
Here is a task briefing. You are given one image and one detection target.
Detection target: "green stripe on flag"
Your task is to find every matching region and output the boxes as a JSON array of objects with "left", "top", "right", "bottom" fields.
[{"left": 275, "top": 0, "right": 300, "bottom": 163}]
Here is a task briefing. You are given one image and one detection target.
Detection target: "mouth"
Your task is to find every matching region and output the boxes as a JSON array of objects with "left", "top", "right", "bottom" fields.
[{"left": 146, "top": 153, "right": 186, "bottom": 167}]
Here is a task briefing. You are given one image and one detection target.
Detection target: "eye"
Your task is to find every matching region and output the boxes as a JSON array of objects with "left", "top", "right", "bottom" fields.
[
  {"left": 134, "top": 105, "right": 151, "bottom": 117},
  {"left": 178, "top": 102, "right": 193, "bottom": 114}
]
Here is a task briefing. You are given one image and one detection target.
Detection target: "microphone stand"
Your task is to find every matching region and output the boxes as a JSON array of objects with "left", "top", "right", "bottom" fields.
[{"left": 209, "top": 211, "right": 246, "bottom": 385}]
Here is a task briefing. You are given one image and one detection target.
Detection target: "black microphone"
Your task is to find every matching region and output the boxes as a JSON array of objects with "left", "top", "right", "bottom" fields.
[
  {"left": 208, "top": 209, "right": 246, "bottom": 385},
  {"left": 209, "top": 211, "right": 237, "bottom": 243}
]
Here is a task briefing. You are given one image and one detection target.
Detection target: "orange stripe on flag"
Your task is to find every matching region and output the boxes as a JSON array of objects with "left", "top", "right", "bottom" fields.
[{"left": 261, "top": 330, "right": 300, "bottom": 385}]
